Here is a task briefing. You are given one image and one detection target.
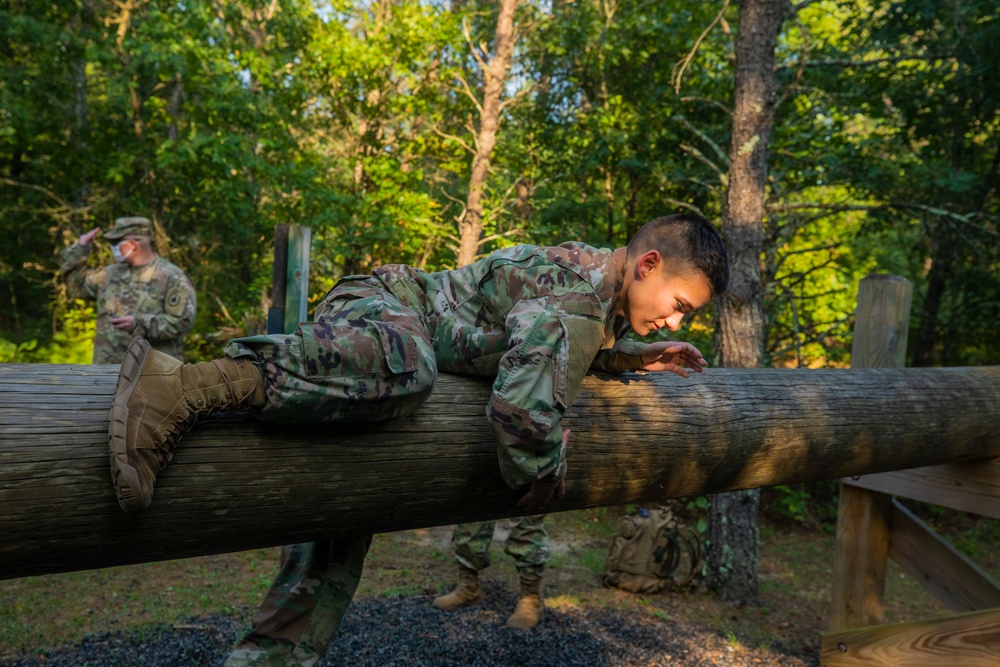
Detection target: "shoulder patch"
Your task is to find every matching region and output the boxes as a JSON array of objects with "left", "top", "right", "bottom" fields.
[{"left": 164, "top": 283, "right": 189, "bottom": 317}]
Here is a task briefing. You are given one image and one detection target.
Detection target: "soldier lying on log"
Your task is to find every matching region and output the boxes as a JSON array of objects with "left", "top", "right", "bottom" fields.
[{"left": 104, "top": 213, "right": 730, "bottom": 666}]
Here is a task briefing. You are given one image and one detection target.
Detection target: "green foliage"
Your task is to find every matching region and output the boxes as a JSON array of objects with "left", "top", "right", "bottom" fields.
[
  {"left": 685, "top": 496, "right": 710, "bottom": 535},
  {"left": 1, "top": 300, "right": 94, "bottom": 364},
  {"left": 1, "top": 0, "right": 997, "bottom": 367},
  {"left": 761, "top": 481, "right": 840, "bottom": 532},
  {"left": 784, "top": 0, "right": 1000, "bottom": 366}
]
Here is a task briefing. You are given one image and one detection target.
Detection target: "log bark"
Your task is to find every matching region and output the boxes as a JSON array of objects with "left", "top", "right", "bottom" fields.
[{"left": 2, "top": 364, "right": 1000, "bottom": 581}]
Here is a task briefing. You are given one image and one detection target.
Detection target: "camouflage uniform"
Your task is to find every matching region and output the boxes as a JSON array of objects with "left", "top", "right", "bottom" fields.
[
  {"left": 60, "top": 243, "right": 197, "bottom": 364},
  {"left": 222, "top": 242, "right": 647, "bottom": 666},
  {"left": 452, "top": 515, "right": 549, "bottom": 575}
]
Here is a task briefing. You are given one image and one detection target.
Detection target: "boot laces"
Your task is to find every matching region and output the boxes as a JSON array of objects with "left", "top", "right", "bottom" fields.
[
  {"left": 147, "top": 359, "right": 259, "bottom": 469},
  {"left": 213, "top": 358, "right": 260, "bottom": 408},
  {"left": 152, "top": 403, "right": 199, "bottom": 468},
  {"left": 213, "top": 359, "right": 237, "bottom": 402}
]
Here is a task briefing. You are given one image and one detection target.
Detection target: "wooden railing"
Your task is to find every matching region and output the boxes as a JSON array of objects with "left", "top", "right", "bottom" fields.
[{"left": 824, "top": 275, "right": 1000, "bottom": 666}]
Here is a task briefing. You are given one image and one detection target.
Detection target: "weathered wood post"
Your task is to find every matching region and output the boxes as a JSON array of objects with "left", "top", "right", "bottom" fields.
[
  {"left": 266, "top": 223, "right": 311, "bottom": 335},
  {"left": 282, "top": 224, "right": 311, "bottom": 334},
  {"left": 266, "top": 224, "right": 289, "bottom": 336},
  {"left": 829, "top": 274, "right": 912, "bottom": 631}
]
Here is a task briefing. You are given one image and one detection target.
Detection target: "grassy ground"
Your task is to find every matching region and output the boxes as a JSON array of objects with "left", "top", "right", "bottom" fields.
[{"left": 2, "top": 503, "right": 998, "bottom": 661}]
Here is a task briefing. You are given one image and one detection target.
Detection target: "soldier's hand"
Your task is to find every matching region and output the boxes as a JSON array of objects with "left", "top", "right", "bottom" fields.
[
  {"left": 639, "top": 341, "right": 707, "bottom": 377},
  {"left": 78, "top": 227, "right": 101, "bottom": 246},
  {"left": 110, "top": 315, "right": 135, "bottom": 331},
  {"left": 516, "top": 428, "right": 569, "bottom": 512},
  {"left": 517, "top": 478, "right": 565, "bottom": 512}
]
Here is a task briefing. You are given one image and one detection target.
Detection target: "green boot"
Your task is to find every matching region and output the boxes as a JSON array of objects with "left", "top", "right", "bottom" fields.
[
  {"left": 506, "top": 568, "right": 543, "bottom": 630},
  {"left": 432, "top": 566, "right": 482, "bottom": 610},
  {"left": 109, "top": 337, "right": 265, "bottom": 513}
]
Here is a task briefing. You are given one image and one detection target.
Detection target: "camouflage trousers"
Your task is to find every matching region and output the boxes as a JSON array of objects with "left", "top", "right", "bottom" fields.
[
  {"left": 453, "top": 515, "right": 549, "bottom": 574},
  {"left": 223, "top": 536, "right": 371, "bottom": 667},
  {"left": 225, "top": 276, "right": 438, "bottom": 425},
  {"left": 222, "top": 279, "right": 438, "bottom": 667}
]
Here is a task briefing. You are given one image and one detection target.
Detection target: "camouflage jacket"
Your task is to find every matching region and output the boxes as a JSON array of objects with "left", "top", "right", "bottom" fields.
[
  {"left": 372, "top": 242, "right": 646, "bottom": 489},
  {"left": 59, "top": 243, "right": 197, "bottom": 364}
]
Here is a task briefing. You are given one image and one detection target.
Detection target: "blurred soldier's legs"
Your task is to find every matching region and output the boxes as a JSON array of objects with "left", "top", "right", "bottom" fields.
[
  {"left": 223, "top": 536, "right": 371, "bottom": 667},
  {"left": 503, "top": 514, "right": 550, "bottom": 573},
  {"left": 432, "top": 521, "right": 496, "bottom": 610},
  {"left": 434, "top": 515, "right": 549, "bottom": 628},
  {"left": 453, "top": 520, "right": 498, "bottom": 572},
  {"left": 503, "top": 515, "right": 549, "bottom": 629}
]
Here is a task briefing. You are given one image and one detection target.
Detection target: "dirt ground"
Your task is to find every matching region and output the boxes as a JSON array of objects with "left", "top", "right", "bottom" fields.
[{"left": 2, "top": 503, "right": 996, "bottom": 665}]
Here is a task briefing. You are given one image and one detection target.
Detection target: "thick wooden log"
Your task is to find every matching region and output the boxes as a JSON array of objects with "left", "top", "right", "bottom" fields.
[{"left": 2, "top": 364, "right": 1000, "bottom": 580}]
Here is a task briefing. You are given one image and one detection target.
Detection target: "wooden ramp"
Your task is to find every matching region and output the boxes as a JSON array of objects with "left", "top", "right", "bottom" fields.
[{"left": 2, "top": 363, "right": 1000, "bottom": 581}]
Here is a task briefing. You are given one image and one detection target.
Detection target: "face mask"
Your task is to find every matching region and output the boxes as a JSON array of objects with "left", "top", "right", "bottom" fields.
[{"left": 112, "top": 241, "right": 134, "bottom": 264}]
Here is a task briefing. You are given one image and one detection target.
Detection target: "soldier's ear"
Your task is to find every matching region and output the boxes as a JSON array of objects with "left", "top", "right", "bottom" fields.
[{"left": 636, "top": 250, "right": 662, "bottom": 279}]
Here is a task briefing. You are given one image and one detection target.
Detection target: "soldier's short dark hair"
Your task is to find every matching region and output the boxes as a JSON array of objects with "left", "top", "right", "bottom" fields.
[{"left": 627, "top": 213, "right": 729, "bottom": 296}]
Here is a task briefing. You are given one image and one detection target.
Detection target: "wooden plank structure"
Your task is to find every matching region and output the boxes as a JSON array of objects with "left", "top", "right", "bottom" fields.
[
  {"left": 824, "top": 275, "right": 1000, "bottom": 665},
  {"left": 3, "top": 361, "right": 1000, "bottom": 582}
]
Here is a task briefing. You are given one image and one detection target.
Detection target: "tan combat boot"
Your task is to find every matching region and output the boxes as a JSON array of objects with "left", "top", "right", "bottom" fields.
[
  {"left": 109, "top": 337, "right": 265, "bottom": 513},
  {"left": 505, "top": 568, "right": 543, "bottom": 630},
  {"left": 432, "top": 566, "right": 482, "bottom": 610}
]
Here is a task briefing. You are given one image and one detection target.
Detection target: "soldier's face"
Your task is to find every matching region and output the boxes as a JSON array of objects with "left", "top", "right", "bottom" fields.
[
  {"left": 623, "top": 252, "right": 712, "bottom": 336},
  {"left": 112, "top": 237, "right": 142, "bottom": 264}
]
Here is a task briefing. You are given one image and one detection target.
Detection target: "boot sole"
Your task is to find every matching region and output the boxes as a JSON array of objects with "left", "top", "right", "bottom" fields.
[{"left": 109, "top": 337, "right": 152, "bottom": 512}]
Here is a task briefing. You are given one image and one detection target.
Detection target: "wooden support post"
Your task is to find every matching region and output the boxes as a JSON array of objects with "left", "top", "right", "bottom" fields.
[
  {"left": 830, "top": 485, "right": 892, "bottom": 630},
  {"left": 830, "top": 274, "right": 913, "bottom": 631},
  {"left": 266, "top": 224, "right": 289, "bottom": 335},
  {"left": 282, "top": 224, "right": 311, "bottom": 334},
  {"left": 849, "top": 274, "right": 912, "bottom": 369}
]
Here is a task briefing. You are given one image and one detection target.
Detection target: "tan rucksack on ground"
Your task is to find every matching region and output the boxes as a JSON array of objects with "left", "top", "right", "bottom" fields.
[{"left": 602, "top": 506, "right": 702, "bottom": 594}]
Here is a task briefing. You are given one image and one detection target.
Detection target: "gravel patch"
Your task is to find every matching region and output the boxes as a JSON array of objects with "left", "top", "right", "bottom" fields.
[{"left": 1, "top": 582, "right": 818, "bottom": 667}]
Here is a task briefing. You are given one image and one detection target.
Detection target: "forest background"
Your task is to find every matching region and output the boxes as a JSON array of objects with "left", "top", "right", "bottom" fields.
[{"left": 2, "top": 0, "right": 997, "bottom": 371}]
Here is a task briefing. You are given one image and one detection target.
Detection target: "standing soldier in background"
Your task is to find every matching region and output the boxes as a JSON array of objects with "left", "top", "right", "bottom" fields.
[
  {"left": 60, "top": 216, "right": 197, "bottom": 364},
  {"left": 433, "top": 515, "right": 550, "bottom": 630}
]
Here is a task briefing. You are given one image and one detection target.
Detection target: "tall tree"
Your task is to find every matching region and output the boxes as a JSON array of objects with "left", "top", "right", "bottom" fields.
[
  {"left": 708, "top": 0, "right": 787, "bottom": 606},
  {"left": 455, "top": 0, "right": 518, "bottom": 266}
]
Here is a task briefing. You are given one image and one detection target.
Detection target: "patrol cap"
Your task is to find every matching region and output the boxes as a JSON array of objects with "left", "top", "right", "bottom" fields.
[{"left": 104, "top": 216, "right": 152, "bottom": 241}]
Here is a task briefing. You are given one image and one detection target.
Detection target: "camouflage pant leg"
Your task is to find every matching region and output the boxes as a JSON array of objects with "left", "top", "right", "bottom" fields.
[
  {"left": 504, "top": 514, "right": 550, "bottom": 573},
  {"left": 451, "top": 521, "right": 497, "bottom": 572},
  {"left": 225, "top": 279, "right": 437, "bottom": 424},
  {"left": 452, "top": 516, "right": 549, "bottom": 572},
  {"left": 223, "top": 535, "right": 372, "bottom": 667}
]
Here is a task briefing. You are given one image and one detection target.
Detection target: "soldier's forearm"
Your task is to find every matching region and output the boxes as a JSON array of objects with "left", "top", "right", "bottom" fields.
[{"left": 138, "top": 314, "right": 193, "bottom": 341}]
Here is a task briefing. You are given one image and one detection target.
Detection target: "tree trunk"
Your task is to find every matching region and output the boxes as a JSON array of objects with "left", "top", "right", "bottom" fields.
[
  {"left": 710, "top": 0, "right": 787, "bottom": 606},
  {"left": 3, "top": 364, "right": 1000, "bottom": 580},
  {"left": 456, "top": 0, "right": 518, "bottom": 266},
  {"left": 69, "top": 1, "right": 95, "bottom": 219},
  {"left": 910, "top": 231, "right": 951, "bottom": 367}
]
